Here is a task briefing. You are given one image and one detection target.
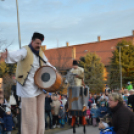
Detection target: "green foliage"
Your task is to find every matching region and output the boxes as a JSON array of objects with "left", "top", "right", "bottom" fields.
[
  {"left": 79, "top": 52, "right": 105, "bottom": 94},
  {"left": 107, "top": 40, "right": 134, "bottom": 89},
  {"left": 0, "top": 61, "right": 16, "bottom": 77}
]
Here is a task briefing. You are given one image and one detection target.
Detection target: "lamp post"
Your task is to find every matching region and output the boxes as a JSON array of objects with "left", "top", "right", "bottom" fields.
[
  {"left": 119, "top": 45, "right": 129, "bottom": 90},
  {"left": 16, "top": 0, "right": 21, "bottom": 49}
]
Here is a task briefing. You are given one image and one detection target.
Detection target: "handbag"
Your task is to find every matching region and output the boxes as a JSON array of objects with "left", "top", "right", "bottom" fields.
[
  {"left": 9, "top": 92, "right": 16, "bottom": 105},
  {"left": 100, "top": 127, "right": 116, "bottom": 134}
]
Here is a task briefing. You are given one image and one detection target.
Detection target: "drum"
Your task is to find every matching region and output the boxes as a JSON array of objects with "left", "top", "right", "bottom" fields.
[{"left": 34, "top": 66, "right": 62, "bottom": 92}]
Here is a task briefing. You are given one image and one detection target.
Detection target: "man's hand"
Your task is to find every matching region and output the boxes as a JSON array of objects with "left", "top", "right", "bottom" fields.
[{"left": 1, "top": 49, "right": 8, "bottom": 60}]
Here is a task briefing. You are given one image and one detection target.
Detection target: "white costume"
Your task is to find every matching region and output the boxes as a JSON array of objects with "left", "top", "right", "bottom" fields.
[
  {"left": 5, "top": 47, "right": 54, "bottom": 98},
  {"left": 5, "top": 47, "right": 55, "bottom": 134}
]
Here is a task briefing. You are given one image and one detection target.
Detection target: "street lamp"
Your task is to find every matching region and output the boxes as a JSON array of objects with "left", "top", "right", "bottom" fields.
[
  {"left": 16, "top": 0, "right": 21, "bottom": 49},
  {"left": 119, "top": 45, "right": 129, "bottom": 90}
]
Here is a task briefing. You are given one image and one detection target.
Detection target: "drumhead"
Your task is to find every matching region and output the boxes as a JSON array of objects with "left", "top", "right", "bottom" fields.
[{"left": 35, "top": 66, "right": 56, "bottom": 89}]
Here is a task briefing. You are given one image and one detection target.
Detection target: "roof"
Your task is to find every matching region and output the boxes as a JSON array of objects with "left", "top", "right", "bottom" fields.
[{"left": 43, "top": 35, "right": 134, "bottom": 69}]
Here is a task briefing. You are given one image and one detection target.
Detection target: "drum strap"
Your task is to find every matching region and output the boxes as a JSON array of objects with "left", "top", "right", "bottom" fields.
[{"left": 39, "top": 56, "right": 47, "bottom": 66}]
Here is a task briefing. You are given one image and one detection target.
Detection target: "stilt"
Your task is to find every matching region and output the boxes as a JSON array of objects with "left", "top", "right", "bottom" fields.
[
  {"left": 83, "top": 125, "right": 86, "bottom": 134},
  {"left": 73, "top": 125, "right": 76, "bottom": 134}
]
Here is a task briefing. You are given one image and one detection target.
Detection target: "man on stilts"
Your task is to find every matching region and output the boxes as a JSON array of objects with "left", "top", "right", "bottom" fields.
[
  {"left": 66, "top": 60, "right": 89, "bottom": 134},
  {"left": 1, "top": 32, "right": 55, "bottom": 134}
]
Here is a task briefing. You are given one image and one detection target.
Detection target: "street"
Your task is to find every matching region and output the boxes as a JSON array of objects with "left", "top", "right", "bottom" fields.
[{"left": 12, "top": 125, "right": 100, "bottom": 134}]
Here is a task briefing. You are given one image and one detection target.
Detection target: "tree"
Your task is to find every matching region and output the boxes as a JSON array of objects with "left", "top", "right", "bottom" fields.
[
  {"left": 107, "top": 40, "right": 134, "bottom": 89},
  {"left": 0, "top": 61, "right": 16, "bottom": 78},
  {"left": 79, "top": 52, "right": 105, "bottom": 94}
]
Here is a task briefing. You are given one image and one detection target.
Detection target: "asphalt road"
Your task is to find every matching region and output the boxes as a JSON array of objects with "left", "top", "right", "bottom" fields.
[{"left": 12, "top": 124, "right": 100, "bottom": 134}]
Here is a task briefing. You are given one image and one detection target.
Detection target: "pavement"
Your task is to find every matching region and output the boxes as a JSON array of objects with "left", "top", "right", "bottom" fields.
[
  {"left": 55, "top": 125, "right": 100, "bottom": 134},
  {"left": 12, "top": 124, "right": 100, "bottom": 134}
]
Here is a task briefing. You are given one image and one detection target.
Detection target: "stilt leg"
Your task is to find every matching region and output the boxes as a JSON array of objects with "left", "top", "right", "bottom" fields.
[
  {"left": 73, "top": 125, "right": 76, "bottom": 134},
  {"left": 83, "top": 125, "right": 86, "bottom": 134}
]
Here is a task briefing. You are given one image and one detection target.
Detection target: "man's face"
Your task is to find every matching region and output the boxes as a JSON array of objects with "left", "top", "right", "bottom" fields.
[
  {"left": 73, "top": 65, "right": 78, "bottom": 69},
  {"left": 90, "top": 94, "right": 92, "bottom": 98},
  {"left": 54, "top": 96, "right": 57, "bottom": 101},
  {"left": 61, "top": 96, "right": 64, "bottom": 100},
  {"left": 31, "top": 39, "right": 42, "bottom": 51},
  {"left": 0, "top": 97, "right": 3, "bottom": 104}
]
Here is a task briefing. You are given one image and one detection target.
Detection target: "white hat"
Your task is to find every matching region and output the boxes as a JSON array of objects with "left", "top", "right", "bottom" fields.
[
  {"left": 6, "top": 107, "right": 11, "bottom": 112},
  {"left": 102, "top": 122, "right": 109, "bottom": 128},
  {"left": 92, "top": 103, "right": 96, "bottom": 107}
]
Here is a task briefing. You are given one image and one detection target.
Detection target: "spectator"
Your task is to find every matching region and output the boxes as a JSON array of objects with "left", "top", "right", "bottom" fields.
[
  {"left": 3, "top": 107, "right": 14, "bottom": 134},
  {"left": 0, "top": 96, "right": 5, "bottom": 134},
  {"left": 93, "top": 94, "right": 99, "bottom": 104},
  {"left": 45, "top": 92, "right": 53, "bottom": 129},
  {"left": 88, "top": 93, "right": 94, "bottom": 109},
  {"left": 98, "top": 102, "right": 108, "bottom": 118},
  {"left": 108, "top": 93, "right": 134, "bottom": 134},
  {"left": 123, "top": 89, "right": 130, "bottom": 104},
  {"left": 128, "top": 89, "right": 134, "bottom": 111},
  {"left": 85, "top": 106, "right": 90, "bottom": 125},
  {"left": 61, "top": 95, "right": 67, "bottom": 112},
  {"left": 68, "top": 112, "right": 72, "bottom": 125},
  {"left": 90, "top": 103, "right": 99, "bottom": 127},
  {"left": 51, "top": 94, "right": 61, "bottom": 128},
  {"left": 118, "top": 89, "right": 123, "bottom": 95},
  {"left": 16, "top": 107, "right": 21, "bottom": 134},
  {"left": 128, "top": 104, "right": 133, "bottom": 112},
  {"left": 58, "top": 104, "right": 65, "bottom": 128}
]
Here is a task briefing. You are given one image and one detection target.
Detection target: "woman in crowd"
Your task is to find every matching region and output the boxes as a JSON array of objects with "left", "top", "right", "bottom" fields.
[{"left": 108, "top": 93, "right": 134, "bottom": 134}]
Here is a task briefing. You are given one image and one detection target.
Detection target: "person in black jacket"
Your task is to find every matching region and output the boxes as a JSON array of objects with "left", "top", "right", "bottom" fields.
[
  {"left": 108, "top": 93, "right": 134, "bottom": 134},
  {"left": 128, "top": 89, "right": 134, "bottom": 111},
  {"left": 0, "top": 95, "right": 6, "bottom": 134},
  {"left": 45, "top": 92, "right": 53, "bottom": 129}
]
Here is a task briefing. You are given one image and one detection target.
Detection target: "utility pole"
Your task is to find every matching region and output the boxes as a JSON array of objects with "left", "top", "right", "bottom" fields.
[
  {"left": 119, "top": 46, "right": 122, "bottom": 90},
  {"left": 16, "top": 0, "right": 21, "bottom": 49},
  {"left": 1, "top": 0, "right": 21, "bottom": 49}
]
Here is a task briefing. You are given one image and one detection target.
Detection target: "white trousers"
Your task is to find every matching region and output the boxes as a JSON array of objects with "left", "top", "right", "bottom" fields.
[{"left": 21, "top": 94, "right": 45, "bottom": 134}]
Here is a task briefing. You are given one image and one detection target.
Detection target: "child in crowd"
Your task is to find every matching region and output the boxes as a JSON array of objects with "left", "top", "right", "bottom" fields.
[
  {"left": 99, "top": 118, "right": 114, "bottom": 134},
  {"left": 85, "top": 106, "right": 90, "bottom": 125},
  {"left": 98, "top": 102, "right": 107, "bottom": 118},
  {"left": 51, "top": 94, "right": 61, "bottom": 128},
  {"left": 58, "top": 104, "right": 65, "bottom": 128},
  {"left": 3, "top": 107, "right": 14, "bottom": 134},
  {"left": 90, "top": 103, "right": 99, "bottom": 126},
  {"left": 68, "top": 112, "right": 72, "bottom": 125}
]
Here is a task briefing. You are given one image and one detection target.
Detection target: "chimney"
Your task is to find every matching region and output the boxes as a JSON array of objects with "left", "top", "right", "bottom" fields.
[
  {"left": 72, "top": 47, "right": 76, "bottom": 59},
  {"left": 132, "top": 30, "right": 134, "bottom": 36},
  {"left": 98, "top": 36, "right": 101, "bottom": 42},
  {"left": 66, "top": 42, "right": 69, "bottom": 47}
]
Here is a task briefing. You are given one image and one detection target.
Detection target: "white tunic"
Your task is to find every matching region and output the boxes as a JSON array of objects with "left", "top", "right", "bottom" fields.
[{"left": 5, "top": 48, "right": 54, "bottom": 98}]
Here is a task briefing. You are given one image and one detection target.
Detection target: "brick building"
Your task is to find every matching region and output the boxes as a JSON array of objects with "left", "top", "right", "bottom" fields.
[{"left": 42, "top": 31, "right": 134, "bottom": 74}]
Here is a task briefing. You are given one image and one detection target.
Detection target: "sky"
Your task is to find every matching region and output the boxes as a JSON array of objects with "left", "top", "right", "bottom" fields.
[{"left": 0, "top": 0, "right": 134, "bottom": 51}]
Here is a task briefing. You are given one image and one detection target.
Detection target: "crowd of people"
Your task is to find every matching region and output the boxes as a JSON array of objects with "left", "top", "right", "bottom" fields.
[
  {"left": 45, "top": 88, "right": 134, "bottom": 134},
  {"left": 1, "top": 86, "right": 134, "bottom": 134}
]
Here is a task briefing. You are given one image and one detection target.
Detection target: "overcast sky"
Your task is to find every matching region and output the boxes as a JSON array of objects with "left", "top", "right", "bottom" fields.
[{"left": 0, "top": 0, "right": 134, "bottom": 51}]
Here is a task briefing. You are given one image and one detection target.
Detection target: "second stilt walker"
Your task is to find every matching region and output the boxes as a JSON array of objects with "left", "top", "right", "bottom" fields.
[{"left": 66, "top": 60, "right": 89, "bottom": 134}]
